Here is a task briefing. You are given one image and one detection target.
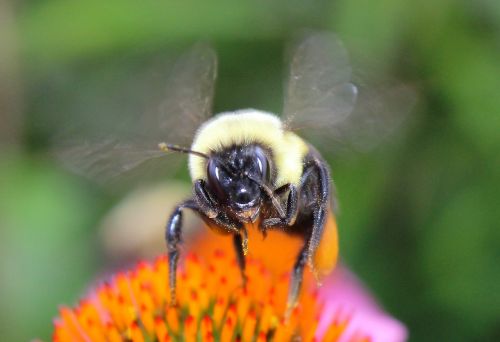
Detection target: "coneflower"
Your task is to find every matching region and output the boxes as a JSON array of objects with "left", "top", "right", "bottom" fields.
[{"left": 52, "top": 247, "right": 406, "bottom": 341}]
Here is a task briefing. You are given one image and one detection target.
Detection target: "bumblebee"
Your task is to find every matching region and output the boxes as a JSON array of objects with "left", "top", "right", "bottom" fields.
[
  {"left": 161, "top": 109, "right": 339, "bottom": 309},
  {"left": 56, "top": 32, "right": 411, "bottom": 312}
]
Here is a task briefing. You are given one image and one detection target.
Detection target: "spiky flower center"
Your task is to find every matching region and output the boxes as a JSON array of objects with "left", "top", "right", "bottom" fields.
[{"left": 53, "top": 251, "right": 366, "bottom": 342}]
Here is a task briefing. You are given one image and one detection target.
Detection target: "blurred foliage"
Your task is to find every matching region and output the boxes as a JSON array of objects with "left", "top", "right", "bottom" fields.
[
  {"left": 0, "top": 0, "right": 499, "bottom": 341},
  {"left": 0, "top": 155, "right": 100, "bottom": 341}
]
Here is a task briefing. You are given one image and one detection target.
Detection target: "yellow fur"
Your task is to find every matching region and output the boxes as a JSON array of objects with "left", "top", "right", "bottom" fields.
[{"left": 189, "top": 109, "right": 308, "bottom": 187}]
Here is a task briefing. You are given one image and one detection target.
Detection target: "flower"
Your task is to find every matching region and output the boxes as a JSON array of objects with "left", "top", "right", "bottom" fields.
[
  {"left": 53, "top": 210, "right": 406, "bottom": 342},
  {"left": 317, "top": 268, "right": 407, "bottom": 342},
  {"left": 52, "top": 235, "right": 407, "bottom": 341}
]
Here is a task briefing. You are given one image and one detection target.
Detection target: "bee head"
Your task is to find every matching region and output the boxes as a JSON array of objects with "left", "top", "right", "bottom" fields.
[{"left": 207, "top": 145, "right": 270, "bottom": 222}]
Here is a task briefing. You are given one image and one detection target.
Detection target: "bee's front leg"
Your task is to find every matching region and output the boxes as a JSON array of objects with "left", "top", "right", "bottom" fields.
[
  {"left": 195, "top": 179, "right": 247, "bottom": 283},
  {"left": 261, "top": 184, "right": 299, "bottom": 228},
  {"left": 165, "top": 199, "right": 198, "bottom": 305},
  {"left": 166, "top": 188, "right": 241, "bottom": 305},
  {"left": 193, "top": 179, "right": 241, "bottom": 234}
]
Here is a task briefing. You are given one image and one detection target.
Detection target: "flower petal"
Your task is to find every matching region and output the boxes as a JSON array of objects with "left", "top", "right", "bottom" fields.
[{"left": 317, "top": 267, "right": 408, "bottom": 342}]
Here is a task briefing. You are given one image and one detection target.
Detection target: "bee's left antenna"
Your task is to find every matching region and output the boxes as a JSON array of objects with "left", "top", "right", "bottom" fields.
[{"left": 158, "top": 142, "right": 210, "bottom": 159}]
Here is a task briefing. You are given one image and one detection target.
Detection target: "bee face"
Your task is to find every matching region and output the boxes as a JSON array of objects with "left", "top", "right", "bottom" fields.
[{"left": 206, "top": 145, "right": 270, "bottom": 222}]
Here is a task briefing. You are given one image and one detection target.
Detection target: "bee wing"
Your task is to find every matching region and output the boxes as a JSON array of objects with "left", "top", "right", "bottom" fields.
[
  {"left": 154, "top": 42, "right": 217, "bottom": 144},
  {"left": 54, "top": 140, "right": 168, "bottom": 184},
  {"left": 283, "top": 32, "right": 415, "bottom": 152},
  {"left": 283, "top": 32, "right": 358, "bottom": 131},
  {"left": 53, "top": 43, "right": 217, "bottom": 185},
  {"left": 330, "top": 81, "right": 416, "bottom": 152}
]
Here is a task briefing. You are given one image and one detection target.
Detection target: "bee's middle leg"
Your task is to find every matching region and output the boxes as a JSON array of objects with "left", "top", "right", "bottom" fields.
[{"left": 232, "top": 229, "right": 248, "bottom": 286}]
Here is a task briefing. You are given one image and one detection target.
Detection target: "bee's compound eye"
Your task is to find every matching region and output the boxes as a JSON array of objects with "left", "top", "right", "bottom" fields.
[
  {"left": 207, "top": 159, "right": 229, "bottom": 202},
  {"left": 254, "top": 146, "right": 270, "bottom": 182}
]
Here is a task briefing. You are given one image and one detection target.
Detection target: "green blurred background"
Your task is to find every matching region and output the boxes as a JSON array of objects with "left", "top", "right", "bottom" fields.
[{"left": 1, "top": 1, "right": 499, "bottom": 341}]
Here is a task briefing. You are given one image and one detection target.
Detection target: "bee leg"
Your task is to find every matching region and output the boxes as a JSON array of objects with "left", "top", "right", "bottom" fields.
[
  {"left": 285, "top": 208, "right": 327, "bottom": 319},
  {"left": 193, "top": 179, "right": 249, "bottom": 286},
  {"left": 286, "top": 245, "right": 308, "bottom": 319},
  {"left": 165, "top": 199, "right": 198, "bottom": 305},
  {"left": 273, "top": 183, "right": 293, "bottom": 196},
  {"left": 286, "top": 158, "right": 330, "bottom": 315},
  {"left": 232, "top": 229, "right": 248, "bottom": 287},
  {"left": 166, "top": 198, "right": 240, "bottom": 305},
  {"left": 193, "top": 179, "right": 219, "bottom": 219},
  {"left": 194, "top": 179, "right": 241, "bottom": 234},
  {"left": 261, "top": 184, "right": 298, "bottom": 228},
  {"left": 305, "top": 158, "right": 330, "bottom": 270}
]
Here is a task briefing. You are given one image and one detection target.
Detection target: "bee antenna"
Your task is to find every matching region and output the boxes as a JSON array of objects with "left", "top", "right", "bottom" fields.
[{"left": 158, "top": 142, "right": 210, "bottom": 159}]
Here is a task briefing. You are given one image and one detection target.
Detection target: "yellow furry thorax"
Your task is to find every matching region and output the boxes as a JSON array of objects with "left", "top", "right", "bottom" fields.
[{"left": 188, "top": 109, "right": 309, "bottom": 187}]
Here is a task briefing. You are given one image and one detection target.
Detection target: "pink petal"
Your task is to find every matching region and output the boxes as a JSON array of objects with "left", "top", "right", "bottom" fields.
[{"left": 316, "top": 266, "right": 408, "bottom": 342}]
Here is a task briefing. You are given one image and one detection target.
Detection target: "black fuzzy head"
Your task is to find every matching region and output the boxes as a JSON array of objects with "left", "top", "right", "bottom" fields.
[{"left": 206, "top": 144, "right": 270, "bottom": 221}]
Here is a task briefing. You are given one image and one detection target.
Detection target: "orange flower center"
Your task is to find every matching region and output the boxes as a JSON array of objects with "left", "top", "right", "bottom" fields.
[{"left": 53, "top": 250, "right": 366, "bottom": 342}]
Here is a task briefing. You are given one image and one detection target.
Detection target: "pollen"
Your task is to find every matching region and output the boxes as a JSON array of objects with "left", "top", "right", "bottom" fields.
[{"left": 52, "top": 251, "right": 368, "bottom": 342}]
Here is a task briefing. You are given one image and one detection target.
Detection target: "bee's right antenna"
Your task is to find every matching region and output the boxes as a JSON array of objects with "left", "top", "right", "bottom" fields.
[
  {"left": 160, "top": 142, "right": 241, "bottom": 179},
  {"left": 158, "top": 142, "right": 210, "bottom": 159}
]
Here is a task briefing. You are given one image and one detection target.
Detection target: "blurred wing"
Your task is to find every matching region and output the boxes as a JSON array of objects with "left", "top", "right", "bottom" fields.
[
  {"left": 332, "top": 83, "right": 416, "bottom": 152},
  {"left": 155, "top": 42, "right": 217, "bottom": 144},
  {"left": 53, "top": 43, "right": 217, "bottom": 185},
  {"left": 54, "top": 140, "right": 167, "bottom": 184},
  {"left": 283, "top": 32, "right": 358, "bottom": 131},
  {"left": 283, "top": 32, "right": 416, "bottom": 152}
]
